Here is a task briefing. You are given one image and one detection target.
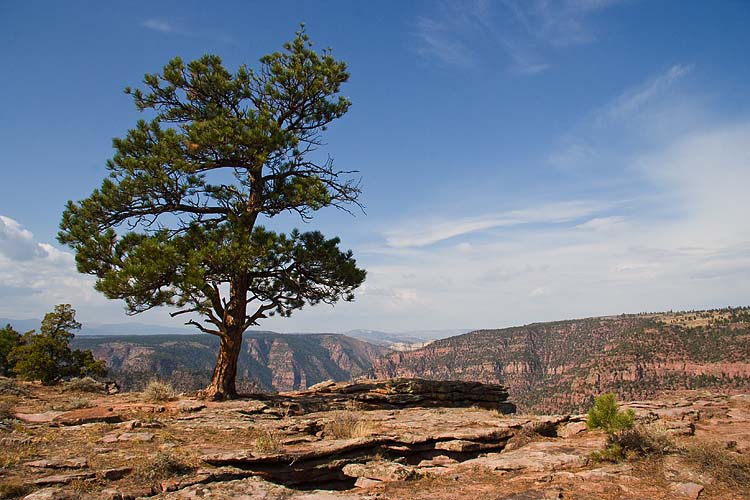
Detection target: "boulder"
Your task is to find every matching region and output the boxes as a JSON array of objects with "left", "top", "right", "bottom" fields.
[{"left": 342, "top": 461, "right": 416, "bottom": 481}]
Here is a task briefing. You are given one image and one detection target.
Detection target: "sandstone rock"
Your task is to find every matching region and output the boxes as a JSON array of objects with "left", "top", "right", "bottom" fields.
[
  {"left": 98, "top": 489, "right": 122, "bottom": 500},
  {"left": 434, "top": 439, "right": 483, "bottom": 452},
  {"left": 25, "top": 458, "right": 87, "bottom": 469},
  {"left": 467, "top": 450, "right": 582, "bottom": 472},
  {"left": 99, "top": 467, "right": 133, "bottom": 481},
  {"left": 102, "top": 431, "right": 155, "bottom": 443},
  {"left": 669, "top": 482, "right": 704, "bottom": 499},
  {"left": 354, "top": 477, "right": 382, "bottom": 488},
  {"left": 418, "top": 455, "right": 458, "bottom": 467},
  {"left": 22, "top": 488, "right": 78, "bottom": 500},
  {"left": 342, "top": 461, "right": 416, "bottom": 481},
  {"left": 52, "top": 407, "right": 122, "bottom": 426},
  {"left": 15, "top": 411, "right": 64, "bottom": 424},
  {"left": 557, "top": 421, "right": 587, "bottom": 438},
  {"left": 33, "top": 471, "right": 96, "bottom": 486},
  {"left": 176, "top": 400, "right": 206, "bottom": 412}
]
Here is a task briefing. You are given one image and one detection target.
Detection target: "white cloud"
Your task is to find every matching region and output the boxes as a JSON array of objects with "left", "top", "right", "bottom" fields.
[
  {"left": 142, "top": 19, "right": 174, "bottom": 33},
  {"left": 0, "top": 215, "right": 49, "bottom": 261}
]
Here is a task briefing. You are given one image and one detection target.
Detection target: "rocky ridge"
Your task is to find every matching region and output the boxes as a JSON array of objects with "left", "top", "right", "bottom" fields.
[
  {"left": 371, "top": 308, "right": 750, "bottom": 413},
  {"left": 1, "top": 378, "right": 749, "bottom": 499}
]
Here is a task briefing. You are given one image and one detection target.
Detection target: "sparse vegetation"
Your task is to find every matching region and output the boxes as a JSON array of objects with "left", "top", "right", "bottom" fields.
[
  {"left": 254, "top": 429, "right": 282, "bottom": 454},
  {"left": 587, "top": 393, "right": 635, "bottom": 434},
  {"left": 52, "top": 397, "right": 93, "bottom": 411},
  {"left": 61, "top": 376, "right": 106, "bottom": 393},
  {"left": 142, "top": 380, "right": 176, "bottom": 402},
  {"left": 324, "top": 411, "right": 372, "bottom": 439},
  {"left": 590, "top": 424, "right": 674, "bottom": 462},
  {"left": 0, "top": 400, "right": 14, "bottom": 420},
  {"left": 0, "top": 377, "right": 27, "bottom": 396},
  {"left": 0, "top": 482, "right": 30, "bottom": 500},
  {"left": 681, "top": 441, "right": 750, "bottom": 487},
  {"left": 134, "top": 450, "right": 195, "bottom": 484}
]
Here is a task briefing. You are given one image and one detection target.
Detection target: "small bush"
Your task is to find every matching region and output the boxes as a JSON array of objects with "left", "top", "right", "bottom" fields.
[
  {"left": 254, "top": 429, "right": 282, "bottom": 454},
  {"left": 52, "top": 397, "right": 93, "bottom": 411},
  {"left": 682, "top": 442, "right": 750, "bottom": 487},
  {"left": 587, "top": 393, "right": 635, "bottom": 434},
  {"left": 142, "top": 380, "right": 176, "bottom": 402},
  {"left": 0, "top": 482, "right": 31, "bottom": 500},
  {"left": 62, "top": 376, "right": 106, "bottom": 393},
  {"left": 324, "top": 411, "right": 372, "bottom": 439},
  {"left": 0, "top": 400, "right": 14, "bottom": 420},
  {"left": 591, "top": 424, "right": 674, "bottom": 462},
  {"left": 0, "top": 378, "right": 27, "bottom": 397},
  {"left": 135, "top": 450, "right": 194, "bottom": 484}
]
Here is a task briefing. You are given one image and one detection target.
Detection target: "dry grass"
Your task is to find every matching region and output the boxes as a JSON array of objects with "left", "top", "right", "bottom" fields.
[
  {"left": 51, "top": 397, "right": 94, "bottom": 411},
  {"left": 0, "top": 400, "right": 14, "bottom": 420},
  {"left": 254, "top": 428, "right": 282, "bottom": 454},
  {"left": 324, "top": 411, "right": 372, "bottom": 439},
  {"left": 142, "top": 380, "right": 176, "bottom": 402},
  {"left": 0, "top": 482, "right": 31, "bottom": 500},
  {"left": 681, "top": 441, "right": 750, "bottom": 487},
  {"left": 134, "top": 450, "right": 195, "bottom": 484},
  {"left": 0, "top": 378, "right": 27, "bottom": 397}
]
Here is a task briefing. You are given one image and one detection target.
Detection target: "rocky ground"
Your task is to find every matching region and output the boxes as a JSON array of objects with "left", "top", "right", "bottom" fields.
[{"left": 1, "top": 377, "right": 749, "bottom": 500}]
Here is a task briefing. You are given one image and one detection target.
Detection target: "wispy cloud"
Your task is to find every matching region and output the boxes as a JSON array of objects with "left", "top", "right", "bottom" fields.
[
  {"left": 142, "top": 19, "right": 175, "bottom": 33},
  {"left": 597, "top": 64, "right": 694, "bottom": 122},
  {"left": 414, "top": 0, "right": 623, "bottom": 74},
  {"left": 550, "top": 64, "right": 696, "bottom": 173},
  {"left": 384, "top": 200, "right": 607, "bottom": 248},
  {"left": 506, "top": 0, "right": 625, "bottom": 47}
]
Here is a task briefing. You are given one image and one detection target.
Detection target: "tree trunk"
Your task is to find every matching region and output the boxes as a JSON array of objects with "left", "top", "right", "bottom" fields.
[{"left": 204, "top": 333, "right": 243, "bottom": 400}]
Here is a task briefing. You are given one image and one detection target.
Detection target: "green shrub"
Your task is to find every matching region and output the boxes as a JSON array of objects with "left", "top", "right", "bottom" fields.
[
  {"left": 587, "top": 393, "right": 635, "bottom": 434},
  {"left": 62, "top": 376, "right": 106, "bottom": 393},
  {"left": 142, "top": 380, "right": 176, "bottom": 402}
]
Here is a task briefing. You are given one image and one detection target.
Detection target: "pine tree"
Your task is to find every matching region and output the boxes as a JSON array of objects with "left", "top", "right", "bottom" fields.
[{"left": 58, "top": 27, "right": 365, "bottom": 399}]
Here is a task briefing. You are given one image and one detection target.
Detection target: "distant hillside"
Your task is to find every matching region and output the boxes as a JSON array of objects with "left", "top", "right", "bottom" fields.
[
  {"left": 343, "top": 328, "right": 469, "bottom": 349},
  {"left": 72, "top": 332, "right": 389, "bottom": 393},
  {"left": 370, "top": 307, "right": 750, "bottom": 413},
  {"left": 0, "top": 317, "right": 195, "bottom": 336}
]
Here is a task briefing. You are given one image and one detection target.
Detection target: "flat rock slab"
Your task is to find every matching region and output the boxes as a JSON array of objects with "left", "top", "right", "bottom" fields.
[
  {"left": 342, "top": 461, "right": 416, "bottom": 481},
  {"left": 103, "top": 431, "right": 155, "bottom": 443},
  {"left": 100, "top": 467, "right": 133, "bottom": 480},
  {"left": 22, "top": 488, "right": 78, "bottom": 500},
  {"left": 52, "top": 407, "right": 123, "bottom": 426},
  {"left": 15, "top": 411, "right": 64, "bottom": 424},
  {"left": 468, "top": 450, "right": 582, "bottom": 472},
  {"left": 33, "top": 471, "right": 97, "bottom": 485},
  {"left": 25, "top": 457, "right": 88, "bottom": 469}
]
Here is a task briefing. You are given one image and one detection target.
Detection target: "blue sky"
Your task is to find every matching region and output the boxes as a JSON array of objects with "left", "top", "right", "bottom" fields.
[{"left": 1, "top": 0, "right": 749, "bottom": 332}]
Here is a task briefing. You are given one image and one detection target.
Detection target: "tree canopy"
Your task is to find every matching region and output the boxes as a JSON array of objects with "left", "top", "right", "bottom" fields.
[
  {"left": 9, "top": 304, "right": 107, "bottom": 385},
  {"left": 58, "top": 27, "right": 366, "bottom": 399}
]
